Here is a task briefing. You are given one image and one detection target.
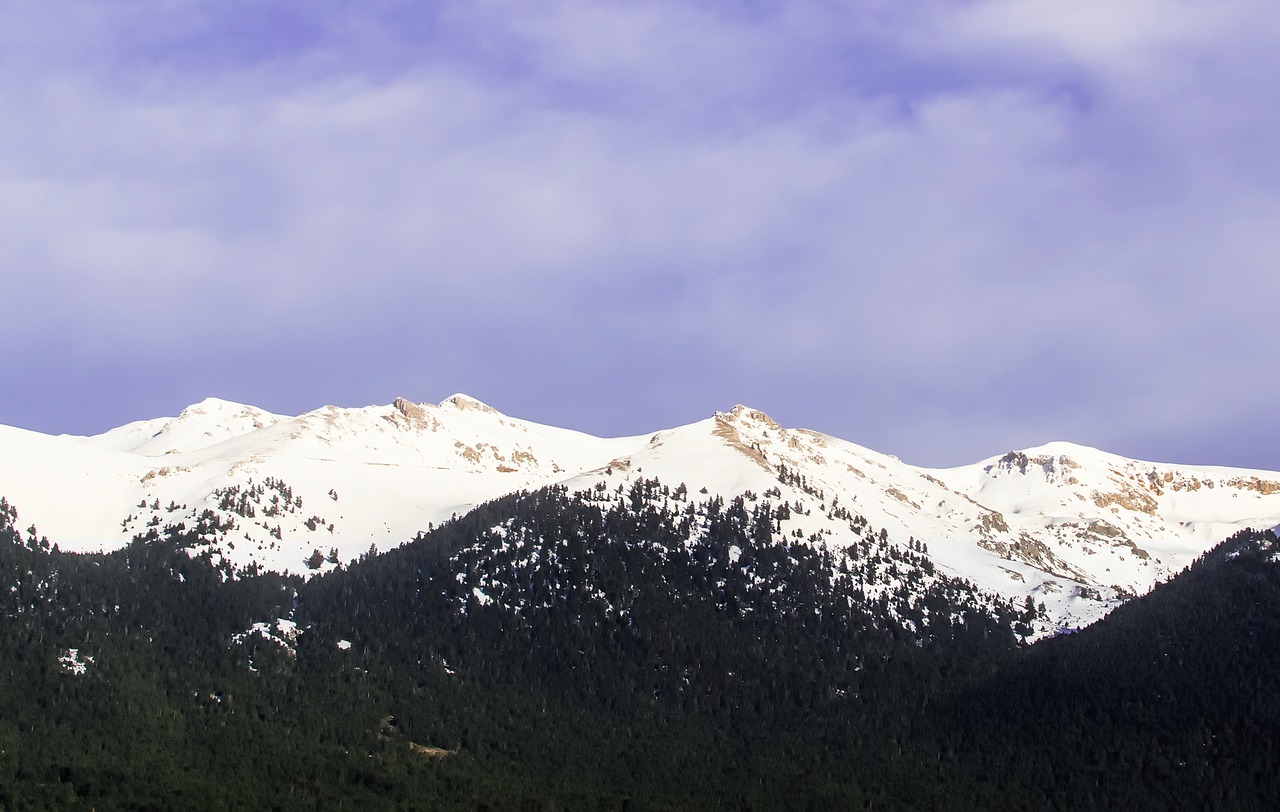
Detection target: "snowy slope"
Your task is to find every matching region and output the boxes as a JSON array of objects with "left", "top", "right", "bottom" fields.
[
  {"left": 2, "top": 397, "right": 1278, "bottom": 629},
  {"left": 79, "top": 397, "right": 283, "bottom": 455},
  {"left": 0, "top": 424, "right": 154, "bottom": 549},
  {"left": 2, "top": 395, "right": 648, "bottom": 572},
  {"left": 558, "top": 406, "right": 1280, "bottom": 628}
]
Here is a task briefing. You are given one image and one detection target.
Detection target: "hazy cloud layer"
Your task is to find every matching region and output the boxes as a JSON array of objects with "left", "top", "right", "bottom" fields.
[{"left": 3, "top": 0, "right": 1278, "bottom": 468}]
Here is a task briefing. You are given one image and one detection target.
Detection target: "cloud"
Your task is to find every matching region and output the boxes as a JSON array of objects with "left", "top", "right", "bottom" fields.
[{"left": 1, "top": 1, "right": 1278, "bottom": 469}]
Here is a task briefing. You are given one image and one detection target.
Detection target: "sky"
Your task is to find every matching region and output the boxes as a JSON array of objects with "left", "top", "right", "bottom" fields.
[{"left": 2, "top": 0, "right": 1279, "bottom": 469}]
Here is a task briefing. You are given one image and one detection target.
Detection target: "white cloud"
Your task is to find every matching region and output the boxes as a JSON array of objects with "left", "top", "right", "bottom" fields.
[{"left": 1, "top": 1, "right": 1278, "bottom": 466}]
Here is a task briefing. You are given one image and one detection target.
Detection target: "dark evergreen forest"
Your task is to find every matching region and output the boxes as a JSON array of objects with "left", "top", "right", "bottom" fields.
[{"left": 2, "top": 486, "right": 1278, "bottom": 810}]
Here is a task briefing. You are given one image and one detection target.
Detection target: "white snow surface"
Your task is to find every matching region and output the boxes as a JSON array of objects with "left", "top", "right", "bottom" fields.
[
  {"left": 233, "top": 618, "right": 300, "bottom": 653},
  {"left": 3, "top": 396, "right": 1280, "bottom": 630},
  {"left": 58, "top": 648, "right": 94, "bottom": 676}
]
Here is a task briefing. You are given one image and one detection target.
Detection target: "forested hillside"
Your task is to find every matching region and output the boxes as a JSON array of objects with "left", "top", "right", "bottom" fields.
[{"left": 2, "top": 489, "right": 1278, "bottom": 809}]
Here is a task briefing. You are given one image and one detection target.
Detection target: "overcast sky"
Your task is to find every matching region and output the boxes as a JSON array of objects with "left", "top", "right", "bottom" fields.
[{"left": 2, "top": 1, "right": 1278, "bottom": 469}]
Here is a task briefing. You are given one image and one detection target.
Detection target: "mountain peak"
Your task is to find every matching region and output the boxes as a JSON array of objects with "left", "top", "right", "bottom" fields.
[
  {"left": 178, "top": 397, "right": 256, "bottom": 417},
  {"left": 440, "top": 394, "right": 497, "bottom": 414},
  {"left": 1016, "top": 440, "right": 1111, "bottom": 460},
  {"left": 391, "top": 397, "right": 425, "bottom": 417},
  {"left": 387, "top": 397, "right": 440, "bottom": 432},
  {"left": 719, "top": 404, "right": 781, "bottom": 431}
]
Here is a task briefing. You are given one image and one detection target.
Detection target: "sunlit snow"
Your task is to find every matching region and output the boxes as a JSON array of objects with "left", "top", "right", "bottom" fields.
[{"left": 1, "top": 396, "right": 1278, "bottom": 631}]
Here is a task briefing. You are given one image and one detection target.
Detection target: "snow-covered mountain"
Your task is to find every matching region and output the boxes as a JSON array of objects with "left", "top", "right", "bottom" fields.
[
  {"left": 1, "top": 395, "right": 644, "bottom": 567},
  {"left": 2, "top": 396, "right": 1278, "bottom": 629}
]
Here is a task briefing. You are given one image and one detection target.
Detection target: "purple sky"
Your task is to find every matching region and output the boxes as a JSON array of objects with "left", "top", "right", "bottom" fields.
[{"left": 3, "top": 1, "right": 1279, "bottom": 469}]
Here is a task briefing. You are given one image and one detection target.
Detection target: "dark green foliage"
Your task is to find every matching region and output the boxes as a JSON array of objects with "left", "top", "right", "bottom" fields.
[
  {"left": 1, "top": 492, "right": 1278, "bottom": 809},
  {"left": 921, "top": 527, "right": 1280, "bottom": 810}
]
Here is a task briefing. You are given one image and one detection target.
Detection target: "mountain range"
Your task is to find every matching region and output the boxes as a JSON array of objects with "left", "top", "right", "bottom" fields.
[
  {"left": 5, "top": 396, "right": 1280, "bottom": 808},
  {"left": 3, "top": 394, "right": 1278, "bottom": 631}
]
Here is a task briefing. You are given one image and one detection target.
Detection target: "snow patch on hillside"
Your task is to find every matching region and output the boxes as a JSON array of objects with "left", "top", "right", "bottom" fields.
[{"left": 59, "top": 648, "right": 94, "bottom": 676}]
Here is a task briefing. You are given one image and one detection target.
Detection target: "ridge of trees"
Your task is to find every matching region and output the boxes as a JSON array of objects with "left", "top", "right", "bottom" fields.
[{"left": 0, "top": 493, "right": 1277, "bottom": 808}]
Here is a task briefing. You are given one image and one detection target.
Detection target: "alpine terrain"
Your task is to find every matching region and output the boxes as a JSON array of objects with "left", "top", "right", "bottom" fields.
[
  {"left": 1, "top": 395, "right": 1278, "bottom": 632},
  {"left": 3, "top": 396, "right": 1280, "bottom": 808}
]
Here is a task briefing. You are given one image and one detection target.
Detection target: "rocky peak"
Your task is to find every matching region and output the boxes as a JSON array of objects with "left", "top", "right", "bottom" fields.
[
  {"left": 393, "top": 397, "right": 425, "bottom": 419},
  {"left": 387, "top": 398, "right": 439, "bottom": 432},
  {"left": 720, "top": 405, "right": 782, "bottom": 432},
  {"left": 441, "top": 394, "right": 497, "bottom": 414}
]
